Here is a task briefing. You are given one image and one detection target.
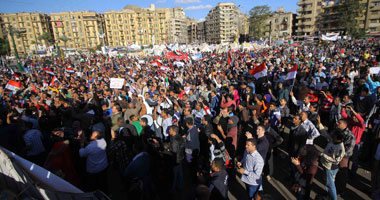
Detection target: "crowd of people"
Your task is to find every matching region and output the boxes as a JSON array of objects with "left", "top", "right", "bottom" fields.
[{"left": 0, "top": 39, "right": 380, "bottom": 200}]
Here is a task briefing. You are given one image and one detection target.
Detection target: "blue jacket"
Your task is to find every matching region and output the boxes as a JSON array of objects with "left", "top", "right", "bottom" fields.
[{"left": 366, "top": 75, "right": 380, "bottom": 95}]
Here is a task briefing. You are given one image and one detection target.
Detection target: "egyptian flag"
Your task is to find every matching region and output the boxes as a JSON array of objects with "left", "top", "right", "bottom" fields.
[
  {"left": 227, "top": 50, "right": 232, "bottom": 65},
  {"left": 211, "top": 53, "right": 216, "bottom": 58},
  {"left": 174, "top": 50, "right": 183, "bottom": 56},
  {"left": 249, "top": 62, "right": 267, "bottom": 79},
  {"left": 65, "top": 67, "right": 75, "bottom": 73},
  {"left": 286, "top": 64, "right": 298, "bottom": 80},
  {"left": 5, "top": 80, "right": 21, "bottom": 91},
  {"left": 43, "top": 80, "right": 48, "bottom": 88},
  {"left": 44, "top": 68, "right": 55, "bottom": 76},
  {"left": 151, "top": 61, "right": 162, "bottom": 67},
  {"left": 160, "top": 65, "right": 170, "bottom": 71},
  {"left": 50, "top": 76, "right": 59, "bottom": 86},
  {"left": 106, "top": 56, "right": 111, "bottom": 63},
  {"left": 13, "top": 73, "right": 21, "bottom": 80},
  {"left": 202, "top": 57, "right": 208, "bottom": 61}
]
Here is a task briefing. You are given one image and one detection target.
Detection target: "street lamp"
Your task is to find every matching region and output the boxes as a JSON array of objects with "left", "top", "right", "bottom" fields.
[{"left": 5, "top": 25, "right": 25, "bottom": 72}]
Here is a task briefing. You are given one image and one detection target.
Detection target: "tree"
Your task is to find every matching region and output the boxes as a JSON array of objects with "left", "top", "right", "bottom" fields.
[
  {"left": 249, "top": 5, "right": 272, "bottom": 40},
  {"left": 0, "top": 38, "right": 10, "bottom": 56},
  {"left": 31, "top": 40, "right": 40, "bottom": 54},
  {"left": 14, "top": 31, "right": 27, "bottom": 56},
  {"left": 339, "top": 0, "right": 364, "bottom": 38},
  {"left": 58, "top": 35, "right": 71, "bottom": 53},
  {"left": 39, "top": 32, "right": 54, "bottom": 46}
]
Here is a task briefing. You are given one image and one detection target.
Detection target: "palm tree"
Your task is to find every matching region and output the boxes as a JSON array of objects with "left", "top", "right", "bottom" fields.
[
  {"left": 39, "top": 32, "right": 54, "bottom": 47},
  {"left": 14, "top": 31, "right": 26, "bottom": 56},
  {"left": 31, "top": 40, "right": 40, "bottom": 54},
  {"left": 58, "top": 35, "right": 71, "bottom": 54}
]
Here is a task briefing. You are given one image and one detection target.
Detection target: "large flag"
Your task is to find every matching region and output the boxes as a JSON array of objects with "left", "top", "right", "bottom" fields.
[
  {"left": 151, "top": 61, "right": 162, "bottom": 67},
  {"left": 227, "top": 50, "right": 232, "bottom": 65},
  {"left": 50, "top": 76, "right": 59, "bottom": 86},
  {"left": 44, "top": 68, "right": 55, "bottom": 76},
  {"left": 286, "top": 64, "right": 298, "bottom": 80},
  {"left": 249, "top": 62, "right": 267, "bottom": 79},
  {"left": 5, "top": 80, "right": 21, "bottom": 91},
  {"left": 65, "top": 67, "right": 75, "bottom": 73}
]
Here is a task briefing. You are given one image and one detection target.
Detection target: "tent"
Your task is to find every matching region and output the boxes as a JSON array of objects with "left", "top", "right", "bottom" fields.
[{"left": 0, "top": 147, "right": 110, "bottom": 200}]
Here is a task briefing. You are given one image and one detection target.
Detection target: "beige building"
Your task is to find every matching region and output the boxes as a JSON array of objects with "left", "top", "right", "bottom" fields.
[
  {"left": 104, "top": 4, "right": 187, "bottom": 46},
  {"left": 197, "top": 21, "right": 206, "bottom": 43},
  {"left": 295, "top": 0, "right": 322, "bottom": 36},
  {"left": 187, "top": 18, "right": 198, "bottom": 43},
  {"left": 297, "top": 0, "right": 380, "bottom": 36},
  {"left": 0, "top": 12, "right": 52, "bottom": 55},
  {"left": 50, "top": 11, "right": 104, "bottom": 50},
  {"left": 364, "top": 0, "right": 380, "bottom": 33},
  {"left": 264, "top": 8, "right": 296, "bottom": 40},
  {"left": 205, "top": 2, "right": 249, "bottom": 43}
]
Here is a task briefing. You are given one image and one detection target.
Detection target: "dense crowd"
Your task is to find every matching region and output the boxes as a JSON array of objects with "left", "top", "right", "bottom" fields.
[{"left": 1, "top": 39, "right": 380, "bottom": 200}]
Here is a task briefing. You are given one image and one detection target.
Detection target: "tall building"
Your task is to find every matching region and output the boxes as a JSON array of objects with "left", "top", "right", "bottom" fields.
[
  {"left": 104, "top": 4, "right": 187, "bottom": 46},
  {"left": 295, "top": 0, "right": 322, "bottom": 36},
  {"left": 0, "top": 12, "right": 52, "bottom": 55},
  {"left": 205, "top": 2, "right": 249, "bottom": 43},
  {"left": 187, "top": 18, "right": 198, "bottom": 43},
  {"left": 364, "top": 0, "right": 380, "bottom": 33},
  {"left": 264, "top": 8, "right": 297, "bottom": 40},
  {"left": 165, "top": 7, "right": 189, "bottom": 44},
  {"left": 50, "top": 11, "right": 104, "bottom": 51},
  {"left": 196, "top": 21, "right": 206, "bottom": 43},
  {"left": 297, "top": 0, "right": 380, "bottom": 37}
]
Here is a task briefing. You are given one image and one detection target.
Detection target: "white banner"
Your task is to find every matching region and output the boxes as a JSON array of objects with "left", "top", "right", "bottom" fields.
[
  {"left": 110, "top": 78, "right": 125, "bottom": 89},
  {"left": 370, "top": 67, "right": 380, "bottom": 74},
  {"left": 321, "top": 34, "right": 338, "bottom": 41}
]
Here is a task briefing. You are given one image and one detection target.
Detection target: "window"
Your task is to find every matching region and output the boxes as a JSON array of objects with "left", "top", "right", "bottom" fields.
[{"left": 30, "top": 34, "right": 33, "bottom": 38}]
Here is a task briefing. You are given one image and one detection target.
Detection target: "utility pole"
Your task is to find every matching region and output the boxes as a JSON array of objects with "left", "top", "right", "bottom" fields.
[{"left": 7, "top": 25, "right": 24, "bottom": 72}]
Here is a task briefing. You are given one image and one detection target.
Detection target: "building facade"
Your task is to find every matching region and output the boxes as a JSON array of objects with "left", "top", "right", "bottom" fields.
[
  {"left": 295, "top": 0, "right": 322, "bottom": 36},
  {"left": 296, "top": 0, "right": 380, "bottom": 36},
  {"left": 196, "top": 21, "right": 206, "bottom": 43},
  {"left": 0, "top": 12, "right": 52, "bottom": 55},
  {"left": 50, "top": 11, "right": 104, "bottom": 50},
  {"left": 205, "top": 2, "right": 249, "bottom": 44},
  {"left": 264, "top": 8, "right": 297, "bottom": 40},
  {"left": 364, "top": 0, "right": 380, "bottom": 33}
]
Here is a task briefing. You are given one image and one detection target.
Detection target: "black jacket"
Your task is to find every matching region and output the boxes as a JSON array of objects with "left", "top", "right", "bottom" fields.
[
  {"left": 210, "top": 169, "right": 229, "bottom": 200},
  {"left": 169, "top": 134, "right": 185, "bottom": 165},
  {"left": 288, "top": 125, "right": 308, "bottom": 157}
]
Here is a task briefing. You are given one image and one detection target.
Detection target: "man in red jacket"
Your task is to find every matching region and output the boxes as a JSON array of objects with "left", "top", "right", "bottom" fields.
[{"left": 341, "top": 106, "right": 365, "bottom": 175}]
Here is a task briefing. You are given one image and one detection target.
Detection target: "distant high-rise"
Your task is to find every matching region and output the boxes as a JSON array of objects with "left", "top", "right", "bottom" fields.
[
  {"left": 205, "top": 2, "right": 249, "bottom": 44},
  {"left": 263, "top": 8, "right": 297, "bottom": 40},
  {"left": 0, "top": 12, "right": 52, "bottom": 55},
  {"left": 50, "top": 11, "right": 104, "bottom": 50}
]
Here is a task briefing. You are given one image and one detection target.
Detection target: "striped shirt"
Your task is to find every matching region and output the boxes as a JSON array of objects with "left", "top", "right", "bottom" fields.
[
  {"left": 241, "top": 150, "right": 264, "bottom": 186},
  {"left": 320, "top": 95, "right": 334, "bottom": 112}
]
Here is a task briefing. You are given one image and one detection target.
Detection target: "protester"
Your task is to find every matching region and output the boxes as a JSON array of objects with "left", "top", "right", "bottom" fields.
[{"left": 1, "top": 39, "right": 379, "bottom": 199}]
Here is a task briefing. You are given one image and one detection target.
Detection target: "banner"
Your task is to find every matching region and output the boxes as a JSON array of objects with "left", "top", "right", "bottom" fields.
[
  {"left": 110, "top": 78, "right": 125, "bottom": 89},
  {"left": 165, "top": 52, "right": 189, "bottom": 61},
  {"left": 321, "top": 34, "right": 339, "bottom": 41},
  {"left": 370, "top": 67, "right": 380, "bottom": 74}
]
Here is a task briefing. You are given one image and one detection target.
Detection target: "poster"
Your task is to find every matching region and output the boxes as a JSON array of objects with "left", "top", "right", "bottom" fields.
[{"left": 110, "top": 78, "right": 125, "bottom": 89}]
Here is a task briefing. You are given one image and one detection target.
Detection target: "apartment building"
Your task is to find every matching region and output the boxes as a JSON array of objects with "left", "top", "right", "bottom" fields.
[
  {"left": 0, "top": 12, "right": 52, "bottom": 55},
  {"left": 104, "top": 4, "right": 187, "bottom": 46},
  {"left": 187, "top": 18, "right": 198, "bottom": 43},
  {"left": 365, "top": 0, "right": 380, "bottom": 33},
  {"left": 295, "top": 0, "right": 323, "bottom": 36},
  {"left": 197, "top": 21, "right": 206, "bottom": 43},
  {"left": 50, "top": 11, "right": 104, "bottom": 50},
  {"left": 264, "top": 8, "right": 297, "bottom": 40},
  {"left": 297, "top": 0, "right": 380, "bottom": 36},
  {"left": 205, "top": 2, "right": 249, "bottom": 44}
]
